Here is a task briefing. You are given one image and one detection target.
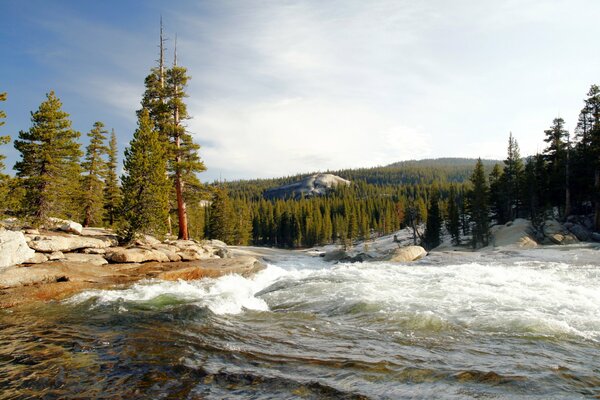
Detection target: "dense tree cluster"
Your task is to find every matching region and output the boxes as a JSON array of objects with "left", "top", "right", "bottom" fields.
[{"left": 1, "top": 49, "right": 599, "bottom": 250}]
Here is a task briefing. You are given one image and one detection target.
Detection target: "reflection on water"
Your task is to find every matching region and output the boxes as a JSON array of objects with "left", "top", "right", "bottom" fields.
[{"left": 1, "top": 254, "right": 600, "bottom": 399}]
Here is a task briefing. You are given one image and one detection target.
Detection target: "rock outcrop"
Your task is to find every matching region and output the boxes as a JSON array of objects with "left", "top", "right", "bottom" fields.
[
  {"left": 105, "top": 247, "right": 170, "bottom": 263},
  {"left": 47, "top": 218, "right": 83, "bottom": 235},
  {"left": 0, "top": 229, "right": 36, "bottom": 270},
  {"left": 27, "top": 234, "right": 116, "bottom": 253},
  {"left": 491, "top": 219, "right": 538, "bottom": 248},
  {"left": 541, "top": 219, "right": 578, "bottom": 245},
  {"left": 387, "top": 245, "right": 427, "bottom": 262},
  {"left": 265, "top": 173, "right": 351, "bottom": 199}
]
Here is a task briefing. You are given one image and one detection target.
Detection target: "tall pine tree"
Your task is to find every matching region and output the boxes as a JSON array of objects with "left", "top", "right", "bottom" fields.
[
  {"left": 119, "top": 109, "right": 170, "bottom": 242},
  {"left": 542, "top": 117, "right": 569, "bottom": 215},
  {"left": 167, "top": 41, "right": 206, "bottom": 239},
  {"left": 81, "top": 121, "right": 109, "bottom": 227},
  {"left": 468, "top": 158, "right": 490, "bottom": 248},
  {"left": 502, "top": 132, "right": 524, "bottom": 221},
  {"left": 14, "top": 91, "right": 82, "bottom": 222},
  {"left": 103, "top": 129, "right": 121, "bottom": 226},
  {"left": 208, "top": 187, "right": 235, "bottom": 244},
  {"left": 423, "top": 188, "right": 442, "bottom": 250},
  {"left": 0, "top": 92, "right": 9, "bottom": 177},
  {"left": 446, "top": 185, "right": 461, "bottom": 246}
]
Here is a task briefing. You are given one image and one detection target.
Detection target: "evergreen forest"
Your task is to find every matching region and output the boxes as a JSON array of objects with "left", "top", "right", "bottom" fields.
[{"left": 1, "top": 32, "right": 600, "bottom": 250}]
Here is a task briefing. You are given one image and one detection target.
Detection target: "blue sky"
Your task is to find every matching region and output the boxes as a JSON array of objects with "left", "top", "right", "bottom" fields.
[{"left": 2, "top": 0, "right": 600, "bottom": 181}]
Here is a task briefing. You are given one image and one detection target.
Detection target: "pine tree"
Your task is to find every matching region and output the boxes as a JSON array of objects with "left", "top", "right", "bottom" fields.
[
  {"left": 488, "top": 164, "right": 506, "bottom": 224},
  {"left": 81, "top": 122, "right": 109, "bottom": 227},
  {"left": 103, "top": 129, "right": 121, "bottom": 226},
  {"left": 0, "top": 92, "right": 10, "bottom": 213},
  {"left": 423, "top": 188, "right": 442, "bottom": 250},
  {"left": 502, "top": 132, "right": 524, "bottom": 220},
  {"left": 446, "top": 185, "right": 461, "bottom": 246},
  {"left": 208, "top": 187, "right": 235, "bottom": 243},
  {"left": 0, "top": 92, "right": 9, "bottom": 176},
  {"left": 166, "top": 43, "right": 206, "bottom": 240},
  {"left": 14, "top": 91, "right": 82, "bottom": 222},
  {"left": 542, "top": 117, "right": 569, "bottom": 214},
  {"left": 468, "top": 158, "right": 490, "bottom": 248},
  {"left": 119, "top": 109, "right": 170, "bottom": 242}
]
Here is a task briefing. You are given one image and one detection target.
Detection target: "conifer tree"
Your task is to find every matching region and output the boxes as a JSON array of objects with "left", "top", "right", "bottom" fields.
[
  {"left": 81, "top": 122, "right": 109, "bottom": 227},
  {"left": 166, "top": 43, "right": 206, "bottom": 240},
  {"left": 119, "top": 109, "right": 170, "bottom": 242},
  {"left": 103, "top": 129, "right": 121, "bottom": 226},
  {"left": 0, "top": 92, "right": 9, "bottom": 176},
  {"left": 14, "top": 91, "right": 82, "bottom": 222},
  {"left": 543, "top": 117, "right": 569, "bottom": 214},
  {"left": 446, "top": 185, "right": 461, "bottom": 245},
  {"left": 0, "top": 92, "right": 10, "bottom": 213},
  {"left": 208, "top": 187, "right": 235, "bottom": 243},
  {"left": 423, "top": 188, "right": 442, "bottom": 250},
  {"left": 488, "top": 164, "right": 506, "bottom": 224},
  {"left": 502, "top": 133, "right": 524, "bottom": 220},
  {"left": 468, "top": 158, "right": 490, "bottom": 248}
]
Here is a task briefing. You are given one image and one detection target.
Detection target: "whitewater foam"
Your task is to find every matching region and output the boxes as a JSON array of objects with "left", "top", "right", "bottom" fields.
[{"left": 68, "top": 254, "right": 600, "bottom": 340}]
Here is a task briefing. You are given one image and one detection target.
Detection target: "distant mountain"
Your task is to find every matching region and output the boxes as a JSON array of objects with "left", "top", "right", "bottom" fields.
[
  {"left": 264, "top": 173, "right": 350, "bottom": 199},
  {"left": 386, "top": 157, "right": 501, "bottom": 168}
]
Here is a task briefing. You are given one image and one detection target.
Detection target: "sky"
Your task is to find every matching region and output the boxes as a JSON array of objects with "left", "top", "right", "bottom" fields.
[{"left": 1, "top": 0, "right": 600, "bottom": 182}]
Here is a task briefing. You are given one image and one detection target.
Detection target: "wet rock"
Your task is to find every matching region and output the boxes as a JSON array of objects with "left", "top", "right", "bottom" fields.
[
  {"left": 105, "top": 247, "right": 169, "bottom": 263},
  {"left": 63, "top": 253, "right": 108, "bottom": 266},
  {"left": 388, "top": 246, "right": 427, "bottom": 262},
  {"left": 592, "top": 232, "right": 600, "bottom": 242},
  {"left": 23, "top": 253, "right": 49, "bottom": 264},
  {"left": 567, "top": 223, "right": 592, "bottom": 241},
  {"left": 157, "top": 256, "right": 265, "bottom": 281},
  {"left": 0, "top": 266, "right": 68, "bottom": 289},
  {"left": 322, "top": 248, "right": 348, "bottom": 262},
  {"left": 28, "top": 234, "right": 114, "bottom": 253},
  {"left": 542, "top": 219, "right": 578, "bottom": 245},
  {"left": 216, "top": 247, "right": 233, "bottom": 259},
  {"left": 0, "top": 229, "right": 36, "bottom": 270}
]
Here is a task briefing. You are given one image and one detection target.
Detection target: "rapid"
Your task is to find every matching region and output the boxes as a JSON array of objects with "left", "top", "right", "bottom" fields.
[{"left": 1, "top": 247, "right": 599, "bottom": 399}]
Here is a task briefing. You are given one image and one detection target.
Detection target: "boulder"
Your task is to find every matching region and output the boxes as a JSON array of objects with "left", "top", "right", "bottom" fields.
[
  {"left": 23, "top": 252, "right": 49, "bottom": 264},
  {"left": 216, "top": 247, "right": 233, "bottom": 259},
  {"left": 388, "top": 246, "right": 427, "bottom": 262},
  {"left": 567, "top": 223, "right": 592, "bottom": 241},
  {"left": 0, "top": 266, "right": 69, "bottom": 289},
  {"left": 134, "top": 234, "right": 161, "bottom": 247},
  {"left": 157, "top": 256, "right": 265, "bottom": 281},
  {"left": 48, "top": 251, "right": 66, "bottom": 261},
  {"left": 63, "top": 253, "right": 108, "bottom": 266},
  {"left": 177, "top": 248, "right": 211, "bottom": 261},
  {"left": 592, "top": 232, "right": 600, "bottom": 242},
  {"left": 491, "top": 219, "right": 538, "bottom": 248},
  {"left": 47, "top": 218, "right": 83, "bottom": 235},
  {"left": 27, "top": 234, "right": 114, "bottom": 253},
  {"left": 82, "top": 248, "right": 106, "bottom": 255},
  {"left": 105, "top": 247, "right": 169, "bottom": 263},
  {"left": 542, "top": 219, "right": 578, "bottom": 245},
  {"left": 322, "top": 248, "right": 349, "bottom": 262},
  {"left": 0, "top": 229, "right": 36, "bottom": 270}
]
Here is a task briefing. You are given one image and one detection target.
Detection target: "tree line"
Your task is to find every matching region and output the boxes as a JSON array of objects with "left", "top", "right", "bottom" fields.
[
  {"left": 0, "top": 24, "right": 208, "bottom": 243},
  {"left": 1, "top": 43, "right": 599, "bottom": 249}
]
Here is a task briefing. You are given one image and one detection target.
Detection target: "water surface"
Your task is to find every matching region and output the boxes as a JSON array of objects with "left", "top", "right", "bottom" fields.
[{"left": 1, "top": 248, "right": 599, "bottom": 399}]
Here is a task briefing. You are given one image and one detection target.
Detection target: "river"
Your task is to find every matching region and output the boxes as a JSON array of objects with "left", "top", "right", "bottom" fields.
[{"left": 1, "top": 246, "right": 599, "bottom": 399}]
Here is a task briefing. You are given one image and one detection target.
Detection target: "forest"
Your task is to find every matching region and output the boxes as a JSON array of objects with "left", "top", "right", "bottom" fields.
[{"left": 1, "top": 30, "right": 600, "bottom": 251}]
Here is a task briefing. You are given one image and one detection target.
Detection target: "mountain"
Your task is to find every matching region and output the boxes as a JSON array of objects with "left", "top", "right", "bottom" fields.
[{"left": 264, "top": 173, "right": 351, "bottom": 199}]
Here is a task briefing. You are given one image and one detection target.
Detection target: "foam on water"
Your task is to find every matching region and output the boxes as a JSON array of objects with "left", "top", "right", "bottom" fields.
[{"left": 69, "top": 254, "right": 600, "bottom": 340}]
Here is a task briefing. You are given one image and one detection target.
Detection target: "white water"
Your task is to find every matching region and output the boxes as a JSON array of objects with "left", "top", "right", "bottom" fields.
[{"left": 69, "top": 251, "right": 600, "bottom": 342}]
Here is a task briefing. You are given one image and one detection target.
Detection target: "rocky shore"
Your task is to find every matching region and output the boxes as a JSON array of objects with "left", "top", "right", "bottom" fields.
[{"left": 0, "top": 219, "right": 265, "bottom": 309}]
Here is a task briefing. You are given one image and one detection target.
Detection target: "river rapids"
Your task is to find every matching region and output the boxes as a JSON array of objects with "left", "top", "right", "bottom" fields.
[{"left": 1, "top": 246, "right": 599, "bottom": 399}]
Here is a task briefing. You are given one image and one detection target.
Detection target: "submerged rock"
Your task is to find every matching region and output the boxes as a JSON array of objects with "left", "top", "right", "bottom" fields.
[
  {"left": 388, "top": 246, "right": 427, "bottom": 262},
  {"left": 0, "top": 229, "right": 36, "bottom": 270}
]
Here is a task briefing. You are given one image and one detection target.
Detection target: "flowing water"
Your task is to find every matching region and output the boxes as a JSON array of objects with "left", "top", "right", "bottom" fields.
[{"left": 1, "top": 248, "right": 600, "bottom": 399}]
